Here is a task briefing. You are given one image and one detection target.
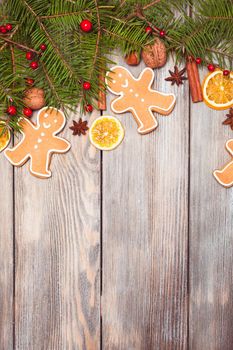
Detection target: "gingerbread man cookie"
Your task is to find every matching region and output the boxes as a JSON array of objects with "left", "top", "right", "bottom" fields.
[
  {"left": 4, "top": 107, "right": 70, "bottom": 178},
  {"left": 214, "top": 139, "right": 233, "bottom": 187},
  {"left": 106, "top": 66, "right": 176, "bottom": 134}
]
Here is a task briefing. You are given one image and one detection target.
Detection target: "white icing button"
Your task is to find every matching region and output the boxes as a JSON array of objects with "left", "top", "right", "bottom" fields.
[
  {"left": 54, "top": 119, "right": 57, "bottom": 123},
  {"left": 112, "top": 80, "right": 116, "bottom": 84},
  {"left": 118, "top": 73, "right": 122, "bottom": 77},
  {"left": 34, "top": 145, "right": 38, "bottom": 149},
  {"left": 130, "top": 89, "right": 133, "bottom": 93},
  {"left": 141, "top": 98, "right": 145, "bottom": 102},
  {"left": 38, "top": 138, "right": 42, "bottom": 143},
  {"left": 135, "top": 93, "right": 139, "bottom": 97},
  {"left": 41, "top": 132, "right": 45, "bottom": 137},
  {"left": 44, "top": 113, "right": 49, "bottom": 118}
]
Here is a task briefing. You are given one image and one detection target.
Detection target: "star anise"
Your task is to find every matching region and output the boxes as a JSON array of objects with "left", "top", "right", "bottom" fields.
[
  {"left": 70, "top": 118, "right": 89, "bottom": 136},
  {"left": 165, "top": 66, "right": 188, "bottom": 86},
  {"left": 223, "top": 108, "right": 233, "bottom": 130}
]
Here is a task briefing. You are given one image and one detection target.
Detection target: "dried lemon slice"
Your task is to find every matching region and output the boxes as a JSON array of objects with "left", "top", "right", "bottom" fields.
[
  {"left": 0, "top": 122, "right": 10, "bottom": 152},
  {"left": 202, "top": 69, "right": 233, "bottom": 110},
  {"left": 89, "top": 116, "right": 124, "bottom": 151}
]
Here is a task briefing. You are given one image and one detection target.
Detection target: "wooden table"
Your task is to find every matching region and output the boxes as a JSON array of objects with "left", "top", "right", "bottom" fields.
[{"left": 1, "top": 54, "right": 233, "bottom": 350}]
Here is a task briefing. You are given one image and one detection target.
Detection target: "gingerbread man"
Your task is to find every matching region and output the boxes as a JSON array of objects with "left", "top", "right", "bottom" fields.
[
  {"left": 4, "top": 107, "right": 70, "bottom": 178},
  {"left": 214, "top": 139, "right": 233, "bottom": 187},
  {"left": 106, "top": 66, "right": 176, "bottom": 134}
]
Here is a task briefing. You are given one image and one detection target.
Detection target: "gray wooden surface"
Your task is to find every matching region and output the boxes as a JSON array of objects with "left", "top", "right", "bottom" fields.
[{"left": 0, "top": 54, "right": 233, "bottom": 350}]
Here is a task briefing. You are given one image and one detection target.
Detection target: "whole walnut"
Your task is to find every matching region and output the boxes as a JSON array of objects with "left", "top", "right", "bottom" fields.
[
  {"left": 142, "top": 38, "right": 167, "bottom": 69},
  {"left": 125, "top": 52, "right": 140, "bottom": 66},
  {"left": 23, "top": 87, "right": 45, "bottom": 110}
]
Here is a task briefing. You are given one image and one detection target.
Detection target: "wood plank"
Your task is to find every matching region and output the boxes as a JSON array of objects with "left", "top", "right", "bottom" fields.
[
  {"left": 102, "top": 55, "right": 189, "bottom": 349},
  {"left": 189, "top": 68, "right": 233, "bottom": 350},
  {"left": 14, "top": 110, "right": 100, "bottom": 349},
  {"left": 0, "top": 150, "right": 14, "bottom": 350}
]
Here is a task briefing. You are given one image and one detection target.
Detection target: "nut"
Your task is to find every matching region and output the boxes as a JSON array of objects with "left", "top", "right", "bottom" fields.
[{"left": 142, "top": 38, "right": 167, "bottom": 69}]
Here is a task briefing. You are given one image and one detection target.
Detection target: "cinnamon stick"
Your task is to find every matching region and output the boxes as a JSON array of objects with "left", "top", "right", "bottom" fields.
[
  {"left": 186, "top": 56, "right": 203, "bottom": 103},
  {"left": 98, "top": 70, "right": 107, "bottom": 111}
]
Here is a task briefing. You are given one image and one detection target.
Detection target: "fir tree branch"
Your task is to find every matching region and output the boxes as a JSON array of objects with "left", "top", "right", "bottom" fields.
[
  {"left": 40, "top": 10, "right": 91, "bottom": 19},
  {"left": 0, "top": 25, "right": 19, "bottom": 52},
  {"left": 0, "top": 35, "right": 39, "bottom": 54},
  {"left": 41, "top": 61, "right": 63, "bottom": 107},
  {"left": 89, "top": 0, "right": 101, "bottom": 80},
  {"left": 143, "top": 0, "right": 161, "bottom": 10},
  {"left": 206, "top": 47, "right": 233, "bottom": 60}
]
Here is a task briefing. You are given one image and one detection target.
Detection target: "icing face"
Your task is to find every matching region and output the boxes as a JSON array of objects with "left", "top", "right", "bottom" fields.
[
  {"left": 38, "top": 108, "right": 65, "bottom": 132},
  {"left": 107, "top": 67, "right": 132, "bottom": 93}
]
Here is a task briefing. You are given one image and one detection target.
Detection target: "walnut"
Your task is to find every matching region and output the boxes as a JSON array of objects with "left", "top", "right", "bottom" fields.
[
  {"left": 125, "top": 52, "right": 140, "bottom": 66},
  {"left": 23, "top": 88, "right": 45, "bottom": 110},
  {"left": 142, "top": 38, "right": 167, "bottom": 69}
]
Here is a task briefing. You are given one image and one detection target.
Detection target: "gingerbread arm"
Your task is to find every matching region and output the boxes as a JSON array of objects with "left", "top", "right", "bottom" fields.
[
  {"left": 226, "top": 139, "right": 233, "bottom": 156},
  {"left": 111, "top": 96, "right": 129, "bottom": 113},
  {"left": 51, "top": 137, "right": 70, "bottom": 153},
  {"left": 139, "top": 68, "right": 155, "bottom": 89}
]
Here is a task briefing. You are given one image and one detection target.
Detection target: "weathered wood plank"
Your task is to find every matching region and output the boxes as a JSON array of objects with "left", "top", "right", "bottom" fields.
[
  {"left": 0, "top": 151, "right": 14, "bottom": 350},
  {"left": 189, "top": 68, "right": 233, "bottom": 350},
  {"left": 14, "top": 110, "right": 100, "bottom": 349},
  {"left": 102, "top": 55, "right": 189, "bottom": 349}
]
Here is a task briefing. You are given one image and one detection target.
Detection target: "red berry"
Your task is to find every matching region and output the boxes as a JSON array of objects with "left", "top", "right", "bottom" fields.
[
  {"left": 145, "top": 26, "right": 153, "bottom": 34},
  {"left": 208, "top": 64, "right": 215, "bottom": 72},
  {"left": 40, "top": 43, "right": 47, "bottom": 51},
  {"left": 26, "top": 51, "right": 33, "bottom": 60},
  {"left": 83, "top": 81, "right": 91, "bottom": 90},
  {"left": 0, "top": 25, "right": 7, "bottom": 34},
  {"left": 30, "top": 61, "right": 39, "bottom": 70},
  {"left": 25, "top": 78, "right": 35, "bottom": 85},
  {"left": 5, "top": 23, "right": 13, "bottom": 31},
  {"left": 195, "top": 57, "right": 202, "bottom": 65},
  {"left": 223, "top": 69, "right": 230, "bottom": 76},
  {"left": 80, "top": 19, "right": 93, "bottom": 33},
  {"left": 159, "top": 30, "right": 166, "bottom": 38},
  {"left": 23, "top": 107, "right": 33, "bottom": 118},
  {"left": 85, "top": 104, "right": 93, "bottom": 113},
  {"left": 7, "top": 105, "right": 17, "bottom": 116}
]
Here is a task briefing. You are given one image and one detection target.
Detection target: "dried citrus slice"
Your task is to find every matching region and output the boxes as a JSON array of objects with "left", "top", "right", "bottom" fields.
[
  {"left": 0, "top": 122, "right": 10, "bottom": 152},
  {"left": 89, "top": 116, "right": 124, "bottom": 151},
  {"left": 202, "top": 69, "right": 233, "bottom": 110}
]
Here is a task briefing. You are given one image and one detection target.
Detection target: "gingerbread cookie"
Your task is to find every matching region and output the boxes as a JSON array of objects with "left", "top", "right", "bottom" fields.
[
  {"left": 4, "top": 107, "right": 70, "bottom": 178},
  {"left": 214, "top": 139, "right": 233, "bottom": 187},
  {"left": 106, "top": 66, "right": 176, "bottom": 134}
]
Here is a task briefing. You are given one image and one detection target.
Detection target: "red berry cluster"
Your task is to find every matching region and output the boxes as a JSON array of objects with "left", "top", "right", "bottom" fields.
[
  {"left": 195, "top": 57, "right": 230, "bottom": 76},
  {"left": 82, "top": 81, "right": 93, "bottom": 113},
  {"left": 0, "top": 23, "right": 13, "bottom": 34},
  {"left": 25, "top": 43, "right": 47, "bottom": 70},
  {"left": 145, "top": 26, "right": 166, "bottom": 38}
]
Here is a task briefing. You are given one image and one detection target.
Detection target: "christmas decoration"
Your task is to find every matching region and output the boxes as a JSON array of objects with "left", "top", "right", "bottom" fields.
[
  {"left": 83, "top": 82, "right": 91, "bottom": 90},
  {"left": 4, "top": 107, "right": 71, "bottom": 178},
  {"left": 70, "top": 119, "right": 89, "bottom": 136},
  {"left": 165, "top": 66, "right": 188, "bottom": 86},
  {"left": 125, "top": 52, "right": 140, "bottom": 66},
  {"left": 106, "top": 66, "right": 176, "bottom": 134},
  {"left": 223, "top": 108, "right": 233, "bottom": 130},
  {"left": 202, "top": 70, "right": 233, "bottom": 110},
  {"left": 89, "top": 116, "right": 124, "bottom": 151},
  {"left": 208, "top": 64, "right": 215, "bottom": 72},
  {"left": 0, "top": 0, "right": 232, "bottom": 136},
  {"left": 186, "top": 57, "right": 203, "bottom": 103},
  {"left": 195, "top": 58, "right": 202, "bottom": 65},
  {"left": 214, "top": 140, "right": 233, "bottom": 188},
  {"left": 23, "top": 88, "right": 45, "bottom": 110},
  {"left": 142, "top": 39, "right": 166, "bottom": 69},
  {"left": 85, "top": 104, "right": 93, "bottom": 113},
  {"left": 25, "top": 78, "right": 35, "bottom": 86},
  {"left": 7, "top": 105, "right": 17, "bottom": 116},
  {"left": 0, "top": 123, "right": 11, "bottom": 152},
  {"left": 80, "top": 19, "right": 93, "bottom": 33},
  {"left": 23, "top": 107, "right": 33, "bottom": 118},
  {"left": 26, "top": 52, "right": 33, "bottom": 60}
]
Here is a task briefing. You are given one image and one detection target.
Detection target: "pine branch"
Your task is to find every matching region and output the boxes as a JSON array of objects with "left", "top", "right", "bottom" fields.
[{"left": 0, "top": 35, "right": 40, "bottom": 54}]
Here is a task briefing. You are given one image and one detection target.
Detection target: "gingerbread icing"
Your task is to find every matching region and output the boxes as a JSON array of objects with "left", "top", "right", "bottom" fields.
[
  {"left": 106, "top": 66, "right": 176, "bottom": 134},
  {"left": 4, "top": 107, "right": 70, "bottom": 178}
]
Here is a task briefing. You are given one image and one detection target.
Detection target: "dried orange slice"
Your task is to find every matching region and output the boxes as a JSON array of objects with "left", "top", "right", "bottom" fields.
[
  {"left": 202, "top": 69, "right": 233, "bottom": 110},
  {"left": 0, "top": 123, "right": 10, "bottom": 152},
  {"left": 89, "top": 116, "right": 124, "bottom": 151}
]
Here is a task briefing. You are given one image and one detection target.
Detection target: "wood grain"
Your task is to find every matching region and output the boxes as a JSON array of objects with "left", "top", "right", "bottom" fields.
[
  {"left": 0, "top": 151, "right": 14, "bottom": 350},
  {"left": 102, "top": 55, "right": 189, "bottom": 349},
  {"left": 189, "top": 68, "right": 233, "bottom": 350},
  {"left": 14, "top": 110, "right": 101, "bottom": 349}
]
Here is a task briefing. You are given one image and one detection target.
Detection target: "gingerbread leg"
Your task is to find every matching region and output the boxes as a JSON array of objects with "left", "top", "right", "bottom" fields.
[
  {"left": 134, "top": 109, "right": 158, "bottom": 134},
  {"left": 5, "top": 148, "right": 29, "bottom": 166},
  {"left": 30, "top": 152, "right": 51, "bottom": 178},
  {"left": 214, "top": 161, "right": 233, "bottom": 187}
]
